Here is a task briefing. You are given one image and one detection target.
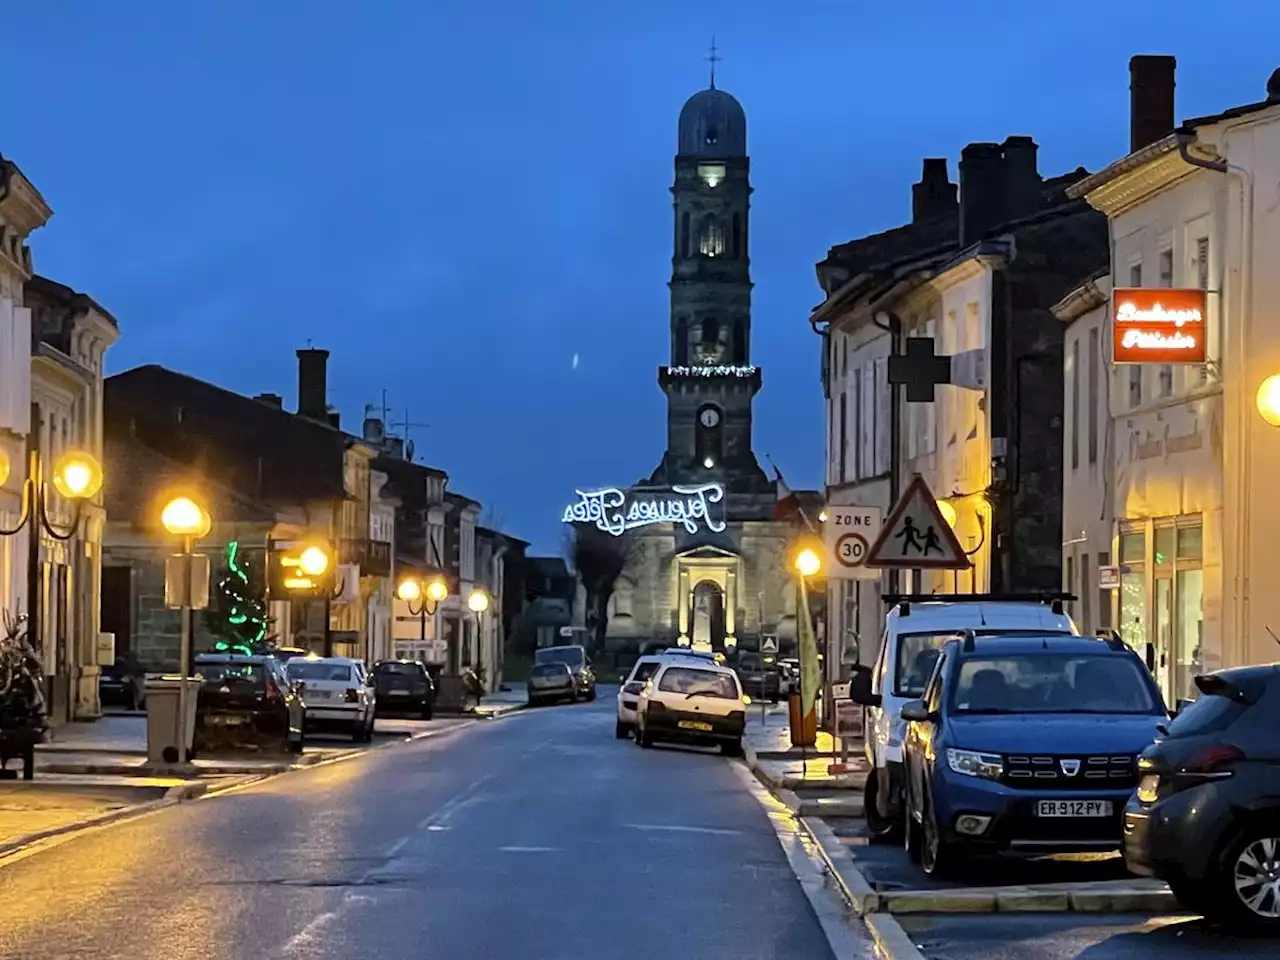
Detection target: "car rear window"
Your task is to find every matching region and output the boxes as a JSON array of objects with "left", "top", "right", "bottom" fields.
[
  {"left": 532, "top": 663, "right": 570, "bottom": 677},
  {"left": 658, "top": 667, "right": 738, "bottom": 700},
  {"left": 1166, "top": 691, "right": 1248, "bottom": 737},
  {"left": 376, "top": 662, "right": 422, "bottom": 677},
  {"left": 287, "top": 661, "right": 352, "bottom": 683},
  {"left": 195, "top": 662, "right": 264, "bottom": 688}
]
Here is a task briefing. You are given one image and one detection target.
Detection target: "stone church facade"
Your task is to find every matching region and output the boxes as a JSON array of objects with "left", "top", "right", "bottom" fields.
[{"left": 594, "top": 81, "right": 798, "bottom": 654}]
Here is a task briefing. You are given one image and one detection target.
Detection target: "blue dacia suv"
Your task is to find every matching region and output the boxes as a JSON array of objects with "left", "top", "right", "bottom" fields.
[{"left": 901, "top": 631, "right": 1167, "bottom": 878}]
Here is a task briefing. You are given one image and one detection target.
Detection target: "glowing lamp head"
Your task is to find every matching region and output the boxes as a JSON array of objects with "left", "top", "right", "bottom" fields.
[
  {"left": 298, "top": 546, "right": 330, "bottom": 577},
  {"left": 427, "top": 579, "right": 449, "bottom": 603},
  {"left": 160, "top": 496, "right": 211, "bottom": 538},
  {"left": 468, "top": 590, "right": 490, "bottom": 613},
  {"left": 1258, "top": 375, "right": 1280, "bottom": 427},
  {"left": 703, "top": 456, "right": 715, "bottom": 468},
  {"left": 396, "top": 578, "right": 422, "bottom": 603},
  {"left": 937, "top": 499, "right": 958, "bottom": 529},
  {"left": 52, "top": 450, "right": 103, "bottom": 500},
  {"left": 818, "top": 510, "right": 828, "bottom": 523},
  {"left": 794, "top": 547, "right": 822, "bottom": 578}
]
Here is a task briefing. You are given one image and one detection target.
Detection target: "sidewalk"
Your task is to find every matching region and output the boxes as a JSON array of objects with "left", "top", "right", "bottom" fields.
[
  {"left": 742, "top": 703, "right": 866, "bottom": 817},
  {"left": 473, "top": 688, "right": 529, "bottom": 719}
]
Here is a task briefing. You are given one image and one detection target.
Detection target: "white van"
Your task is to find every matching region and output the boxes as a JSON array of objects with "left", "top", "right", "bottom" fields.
[{"left": 849, "top": 594, "right": 1078, "bottom": 839}]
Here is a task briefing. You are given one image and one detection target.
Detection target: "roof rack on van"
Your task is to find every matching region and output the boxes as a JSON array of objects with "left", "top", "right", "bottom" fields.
[{"left": 881, "top": 592, "right": 1077, "bottom": 618}]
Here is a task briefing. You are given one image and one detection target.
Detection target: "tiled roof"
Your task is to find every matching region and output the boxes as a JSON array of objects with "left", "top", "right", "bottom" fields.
[
  {"left": 103, "top": 433, "right": 277, "bottom": 527},
  {"left": 106, "top": 364, "right": 352, "bottom": 504}
]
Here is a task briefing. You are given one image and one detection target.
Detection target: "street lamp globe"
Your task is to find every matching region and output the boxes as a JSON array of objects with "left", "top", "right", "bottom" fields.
[
  {"left": 51, "top": 449, "right": 103, "bottom": 500},
  {"left": 1258, "top": 375, "right": 1280, "bottom": 427},
  {"left": 299, "top": 545, "right": 330, "bottom": 577},
  {"left": 161, "top": 496, "right": 211, "bottom": 538},
  {"left": 794, "top": 547, "right": 822, "bottom": 578},
  {"left": 396, "top": 578, "right": 422, "bottom": 603},
  {"left": 427, "top": 579, "right": 449, "bottom": 604},
  {"left": 468, "top": 589, "right": 490, "bottom": 614}
]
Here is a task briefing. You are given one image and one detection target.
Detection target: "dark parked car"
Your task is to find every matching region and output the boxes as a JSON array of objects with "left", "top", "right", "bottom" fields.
[
  {"left": 734, "top": 651, "right": 781, "bottom": 703},
  {"left": 534, "top": 645, "right": 596, "bottom": 701},
  {"left": 1124, "top": 664, "right": 1280, "bottom": 930},
  {"left": 371, "top": 660, "right": 435, "bottom": 719},
  {"left": 901, "top": 631, "right": 1166, "bottom": 878},
  {"left": 192, "top": 653, "right": 306, "bottom": 754},
  {"left": 99, "top": 656, "right": 147, "bottom": 711},
  {"left": 527, "top": 663, "right": 576, "bottom": 706}
]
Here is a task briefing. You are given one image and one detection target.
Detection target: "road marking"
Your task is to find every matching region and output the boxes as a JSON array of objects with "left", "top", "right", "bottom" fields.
[
  {"left": 281, "top": 910, "right": 338, "bottom": 954},
  {"left": 499, "top": 845, "right": 562, "bottom": 853},
  {"left": 624, "top": 823, "right": 742, "bottom": 836}
]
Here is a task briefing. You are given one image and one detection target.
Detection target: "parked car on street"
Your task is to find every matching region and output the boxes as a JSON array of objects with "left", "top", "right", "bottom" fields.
[
  {"left": 528, "top": 662, "right": 577, "bottom": 706},
  {"left": 286, "top": 656, "right": 376, "bottom": 742},
  {"left": 1124, "top": 663, "right": 1280, "bottom": 930},
  {"left": 371, "top": 659, "right": 435, "bottom": 719},
  {"left": 534, "top": 644, "right": 596, "bottom": 701},
  {"left": 99, "top": 655, "right": 147, "bottom": 711},
  {"left": 733, "top": 651, "right": 781, "bottom": 703},
  {"left": 634, "top": 659, "right": 747, "bottom": 756},
  {"left": 192, "top": 653, "right": 306, "bottom": 754},
  {"left": 850, "top": 593, "right": 1079, "bottom": 841},
  {"left": 616, "top": 655, "right": 667, "bottom": 738},
  {"left": 898, "top": 630, "right": 1166, "bottom": 878}
]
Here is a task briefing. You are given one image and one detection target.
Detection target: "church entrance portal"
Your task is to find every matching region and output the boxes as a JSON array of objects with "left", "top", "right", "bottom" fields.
[
  {"left": 675, "top": 546, "right": 739, "bottom": 652},
  {"left": 690, "top": 580, "right": 726, "bottom": 651}
]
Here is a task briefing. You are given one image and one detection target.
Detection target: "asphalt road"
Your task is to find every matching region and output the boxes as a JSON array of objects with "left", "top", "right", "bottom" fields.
[
  {"left": 896, "top": 912, "right": 1280, "bottom": 959},
  {"left": 0, "top": 692, "right": 859, "bottom": 960}
]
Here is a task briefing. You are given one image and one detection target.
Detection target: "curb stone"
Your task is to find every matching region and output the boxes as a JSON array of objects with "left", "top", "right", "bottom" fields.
[
  {"left": 799, "top": 816, "right": 880, "bottom": 915},
  {"left": 864, "top": 913, "right": 928, "bottom": 960}
]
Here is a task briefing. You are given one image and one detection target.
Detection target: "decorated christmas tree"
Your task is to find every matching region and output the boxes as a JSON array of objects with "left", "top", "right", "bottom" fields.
[{"left": 204, "top": 540, "right": 268, "bottom": 653}]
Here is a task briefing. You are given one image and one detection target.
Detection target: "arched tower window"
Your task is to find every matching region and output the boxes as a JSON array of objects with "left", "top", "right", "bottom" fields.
[
  {"left": 699, "top": 214, "right": 725, "bottom": 258},
  {"left": 680, "top": 211, "right": 691, "bottom": 259},
  {"left": 732, "top": 319, "right": 746, "bottom": 364},
  {"left": 732, "top": 213, "right": 741, "bottom": 260},
  {"left": 701, "top": 317, "right": 720, "bottom": 345},
  {"left": 675, "top": 318, "right": 689, "bottom": 366}
]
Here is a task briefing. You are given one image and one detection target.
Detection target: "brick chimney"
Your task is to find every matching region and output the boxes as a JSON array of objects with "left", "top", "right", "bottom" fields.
[
  {"left": 959, "top": 142, "right": 1006, "bottom": 246},
  {"left": 296, "top": 348, "right": 329, "bottom": 421},
  {"left": 911, "top": 158, "right": 957, "bottom": 224},
  {"left": 1130, "top": 55, "right": 1176, "bottom": 152},
  {"left": 1001, "top": 136, "right": 1042, "bottom": 221}
]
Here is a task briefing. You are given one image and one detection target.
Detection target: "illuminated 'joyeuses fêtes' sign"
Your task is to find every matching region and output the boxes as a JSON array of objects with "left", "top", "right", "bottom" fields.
[
  {"left": 562, "top": 484, "right": 726, "bottom": 536},
  {"left": 1113, "top": 288, "right": 1208, "bottom": 365}
]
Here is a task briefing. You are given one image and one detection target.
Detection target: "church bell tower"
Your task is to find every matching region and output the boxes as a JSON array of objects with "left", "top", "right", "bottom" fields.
[{"left": 653, "top": 66, "right": 768, "bottom": 493}]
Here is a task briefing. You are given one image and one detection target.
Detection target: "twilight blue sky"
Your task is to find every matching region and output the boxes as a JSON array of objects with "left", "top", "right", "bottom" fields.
[{"left": 3, "top": 2, "right": 1277, "bottom": 552}]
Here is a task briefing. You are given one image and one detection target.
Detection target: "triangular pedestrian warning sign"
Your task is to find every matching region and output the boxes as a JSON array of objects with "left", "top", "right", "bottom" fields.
[{"left": 864, "top": 474, "right": 969, "bottom": 570}]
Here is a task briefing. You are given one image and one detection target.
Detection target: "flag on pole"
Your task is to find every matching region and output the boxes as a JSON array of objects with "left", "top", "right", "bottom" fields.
[
  {"left": 770, "top": 459, "right": 815, "bottom": 532},
  {"left": 797, "top": 575, "right": 821, "bottom": 720}
]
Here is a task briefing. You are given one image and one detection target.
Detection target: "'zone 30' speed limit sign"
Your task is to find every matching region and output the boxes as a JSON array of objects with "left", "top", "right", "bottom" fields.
[{"left": 823, "top": 506, "right": 882, "bottom": 580}]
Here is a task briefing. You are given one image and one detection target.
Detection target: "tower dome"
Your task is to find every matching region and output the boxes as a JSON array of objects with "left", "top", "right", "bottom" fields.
[{"left": 677, "top": 87, "right": 747, "bottom": 159}]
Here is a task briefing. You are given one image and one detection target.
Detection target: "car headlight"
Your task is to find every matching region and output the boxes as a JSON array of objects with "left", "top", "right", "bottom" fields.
[
  {"left": 945, "top": 748, "right": 1003, "bottom": 781},
  {"left": 1136, "top": 774, "right": 1160, "bottom": 804}
]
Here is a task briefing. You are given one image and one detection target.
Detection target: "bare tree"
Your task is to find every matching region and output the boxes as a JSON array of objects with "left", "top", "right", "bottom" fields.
[{"left": 565, "top": 524, "right": 638, "bottom": 653}]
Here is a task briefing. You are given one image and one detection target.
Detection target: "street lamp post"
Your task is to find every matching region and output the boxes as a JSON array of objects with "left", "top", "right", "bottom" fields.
[
  {"left": 397, "top": 575, "right": 449, "bottom": 660},
  {"left": 791, "top": 545, "right": 823, "bottom": 756},
  {"left": 160, "top": 495, "right": 211, "bottom": 764},
  {"left": 468, "top": 588, "right": 490, "bottom": 678},
  {"left": 0, "top": 403, "right": 104, "bottom": 706}
]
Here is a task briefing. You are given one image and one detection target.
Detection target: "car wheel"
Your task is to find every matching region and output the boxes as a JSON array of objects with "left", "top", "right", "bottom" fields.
[
  {"left": 864, "top": 768, "right": 903, "bottom": 844},
  {"left": 920, "top": 792, "right": 957, "bottom": 879},
  {"left": 615, "top": 720, "right": 629, "bottom": 740},
  {"left": 420, "top": 703, "right": 433, "bottom": 721},
  {"left": 721, "top": 738, "right": 743, "bottom": 757},
  {"left": 904, "top": 780, "right": 923, "bottom": 864},
  {"left": 1204, "top": 827, "right": 1280, "bottom": 930}
]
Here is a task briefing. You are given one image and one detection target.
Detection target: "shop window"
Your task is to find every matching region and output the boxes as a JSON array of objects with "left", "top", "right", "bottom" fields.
[
  {"left": 1175, "top": 569, "right": 1204, "bottom": 701},
  {"left": 1120, "top": 531, "right": 1145, "bottom": 564},
  {"left": 1154, "top": 527, "right": 1175, "bottom": 566},
  {"left": 1177, "top": 526, "right": 1203, "bottom": 560}
]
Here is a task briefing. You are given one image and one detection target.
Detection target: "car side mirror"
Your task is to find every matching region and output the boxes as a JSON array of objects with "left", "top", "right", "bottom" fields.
[
  {"left": 848, "top": 667, "right": 881, "bottom": 708},
  {"left": 900, "top": 699, "right": 933, "bottom": 723},
  {"left": 623, "top": 681, "right": 645, "bottom": 695}
]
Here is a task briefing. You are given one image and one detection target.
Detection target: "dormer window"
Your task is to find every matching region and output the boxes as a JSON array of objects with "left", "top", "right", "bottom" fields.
[{"left": 705, "top": 124, "right": 719, "bottom": 145}]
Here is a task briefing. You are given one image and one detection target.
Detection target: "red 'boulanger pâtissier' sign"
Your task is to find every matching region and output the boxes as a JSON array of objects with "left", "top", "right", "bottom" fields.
[{"left": 1112, "top": 287, "right": 1208, "bottom": 365}]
